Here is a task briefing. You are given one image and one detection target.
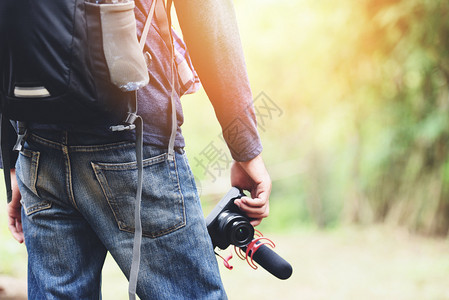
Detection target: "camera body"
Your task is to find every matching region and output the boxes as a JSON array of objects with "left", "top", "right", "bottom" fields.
[
  {"left": 207, "top": 187, "right": 293, "bottom": 280},
  {"left": 206, "top": 187, "right": 255, "bottom": 250}
]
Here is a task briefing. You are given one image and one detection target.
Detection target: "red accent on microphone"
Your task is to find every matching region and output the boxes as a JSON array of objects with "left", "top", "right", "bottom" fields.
[{"left": 234, "top": 230, "right": 276, "bottom": 269}]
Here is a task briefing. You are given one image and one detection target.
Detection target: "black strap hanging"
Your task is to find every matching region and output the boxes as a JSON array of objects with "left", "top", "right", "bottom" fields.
[{"left": 1, "top": 114, "right": 13, "bottom": 203}]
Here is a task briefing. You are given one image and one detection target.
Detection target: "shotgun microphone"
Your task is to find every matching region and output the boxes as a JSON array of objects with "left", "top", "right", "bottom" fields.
[{"left": 241, "top": 243, "right": 293, "bottom": 280}]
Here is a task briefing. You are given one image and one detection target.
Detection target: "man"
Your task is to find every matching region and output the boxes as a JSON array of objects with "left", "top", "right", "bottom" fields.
[{"left": 6, "top": 0, "right": 271, "bottom": 298}]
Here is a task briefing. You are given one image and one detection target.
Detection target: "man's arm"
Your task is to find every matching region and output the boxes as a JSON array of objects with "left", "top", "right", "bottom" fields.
[
  {"left": 173, "top": 0, "right": 260, "bottom": 161},
  {"left": 173, "top": 0, "right": 270, "bottom": 224},
  {"left": 7, "top": 168, "right": 24, "bottom": 243}
]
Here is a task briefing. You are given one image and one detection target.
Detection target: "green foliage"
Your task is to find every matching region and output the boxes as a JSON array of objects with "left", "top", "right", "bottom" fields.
[
  {"left": 205, "top": 0, "right": 449, "bottom": 235},
  {"left": 345, "top": 0, "right": 449, "bottom": 235}
]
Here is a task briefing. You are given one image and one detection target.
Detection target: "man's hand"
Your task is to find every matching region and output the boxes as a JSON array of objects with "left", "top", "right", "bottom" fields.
[
  {"left": 7, "top": 169, "right": 24, "bottom": 243},
  {"left": 231, "top": 154, "right": 271, "bottom": 226}
]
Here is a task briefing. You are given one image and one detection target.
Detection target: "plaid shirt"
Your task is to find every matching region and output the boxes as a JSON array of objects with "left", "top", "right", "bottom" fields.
[{"left": 172, "top": 28, "right": 201, "bottom": 96}]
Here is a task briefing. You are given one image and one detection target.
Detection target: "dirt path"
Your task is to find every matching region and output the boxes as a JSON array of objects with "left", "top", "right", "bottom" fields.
[
  {"left": 0, "top": 276, "right": 27, "bottom": 300},
  {"left": 216, "top": 226, "right": 449, "bottom": 300},
  {"left": 2, "top": 226, "right": 449, "bottom": 299}
]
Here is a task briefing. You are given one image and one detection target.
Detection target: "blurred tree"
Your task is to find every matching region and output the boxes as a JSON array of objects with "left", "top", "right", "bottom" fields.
[
  {"left": 338, "top": 0, "right": 449, "bottom": 235},
  {"left": 188, "top": 0, "right": 449, "bottom": 235}
]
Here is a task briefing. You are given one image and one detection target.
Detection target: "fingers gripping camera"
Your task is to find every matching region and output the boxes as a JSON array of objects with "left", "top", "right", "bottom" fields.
[
  {"left": 206, "top": 187, "right": 254, "bottom": 250},
  {"left": 206, "top": 187, "right": 293, "bottom": 280}
]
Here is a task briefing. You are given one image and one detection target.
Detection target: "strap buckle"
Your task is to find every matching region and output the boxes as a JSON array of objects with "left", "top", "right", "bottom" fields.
[{"left": 13, "top": 122, "right": 27, "bottom": 152}]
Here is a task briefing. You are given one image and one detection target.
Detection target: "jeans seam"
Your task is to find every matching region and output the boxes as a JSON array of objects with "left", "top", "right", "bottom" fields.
[
  {"left": 91, "top": 165, "right": 122, "bottom": 230},
  {"left": 28, "top": 133, "right": 136, "bottom": 152},
  {"left": 18, "top": 150, "right": 53, "bottom": 215},
  {"left": 183, "top": 153, "right": 199, "bottom": 197},
  {"left": 172, "top": 154, "right": 187, "bottom": 230},
  {"left": 30, "top": 151, "right": 40, "bottom": 196},
  {"left": 28, "top": 133, "right": 64, "bottom": 150},
  {"left": 63, "top": 145, "right": 78, "bottom": 210},
  {"left": 69, "top": 142, "right": 135, "bottom": 152},
  {"left": 92, "top": 153, "right": 167, "bottom": 170},
  {"left": 23, "top": 201, "right": 52, "bottom": 215},
  {"left": 19, "top": 149, "right": 41, "bottom": 197}
]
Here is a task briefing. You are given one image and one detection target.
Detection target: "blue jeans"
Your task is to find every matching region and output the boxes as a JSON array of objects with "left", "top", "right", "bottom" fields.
[{"left": 16, "top": 130, "right": 226, "bottom": 299}]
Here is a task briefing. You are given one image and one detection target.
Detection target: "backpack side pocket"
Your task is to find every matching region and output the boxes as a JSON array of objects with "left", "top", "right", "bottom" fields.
[{"left": 85, "top": 1, "right": 149, "bottom": 92}]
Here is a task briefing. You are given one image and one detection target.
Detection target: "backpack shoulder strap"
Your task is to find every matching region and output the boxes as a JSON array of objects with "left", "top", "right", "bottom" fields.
[{"left": 139, "top": 0, "right": 157, "bottom": 50}]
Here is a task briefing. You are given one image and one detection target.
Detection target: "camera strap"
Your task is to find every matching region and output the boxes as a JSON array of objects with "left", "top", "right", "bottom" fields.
[{"left": 128, "top": 1, "right": 177, "bottom": 299}]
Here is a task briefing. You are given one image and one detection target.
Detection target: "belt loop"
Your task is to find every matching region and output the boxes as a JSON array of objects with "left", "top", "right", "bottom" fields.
[{"left": 62, "top": 131, "right": 68, "bottom": 145}]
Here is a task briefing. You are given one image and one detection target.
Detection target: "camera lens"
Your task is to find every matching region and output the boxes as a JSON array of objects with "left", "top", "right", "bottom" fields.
[
  {"left": 236, "top": 227, "right": 248, "bottom": 240},
  {"left": 217, "top": 211, "right": 254, "bottom": 247},
  {"left": 230, "top": 221, "right": 253, "bottom": 244}
]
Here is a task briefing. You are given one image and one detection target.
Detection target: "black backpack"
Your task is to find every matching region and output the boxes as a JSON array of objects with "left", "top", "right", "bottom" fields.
[
  {"left": 1, "top": 0, "right": 154, "bottom": 124},
  {"left": 0, "top": 0, "right": 177, "bottom": 193},
  {"left": 0, "top": 1, "right": 176, "bottom": 298}
]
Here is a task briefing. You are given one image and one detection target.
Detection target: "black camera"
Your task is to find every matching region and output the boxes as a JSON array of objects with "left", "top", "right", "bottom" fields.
[
  {"left": 206, "top": 187, "right": 293, "bottom": 280},
  {"left": 206, "top": 187, "right": 254, "bottom": 250}
]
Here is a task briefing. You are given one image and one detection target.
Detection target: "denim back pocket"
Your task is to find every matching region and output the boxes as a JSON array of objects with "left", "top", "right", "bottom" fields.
[
  {"left": 91, "top": 153, "right": 186, "bottom": 238},
  {"left": 17, "top": 148, "right": 52, "bottom": 215}
]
